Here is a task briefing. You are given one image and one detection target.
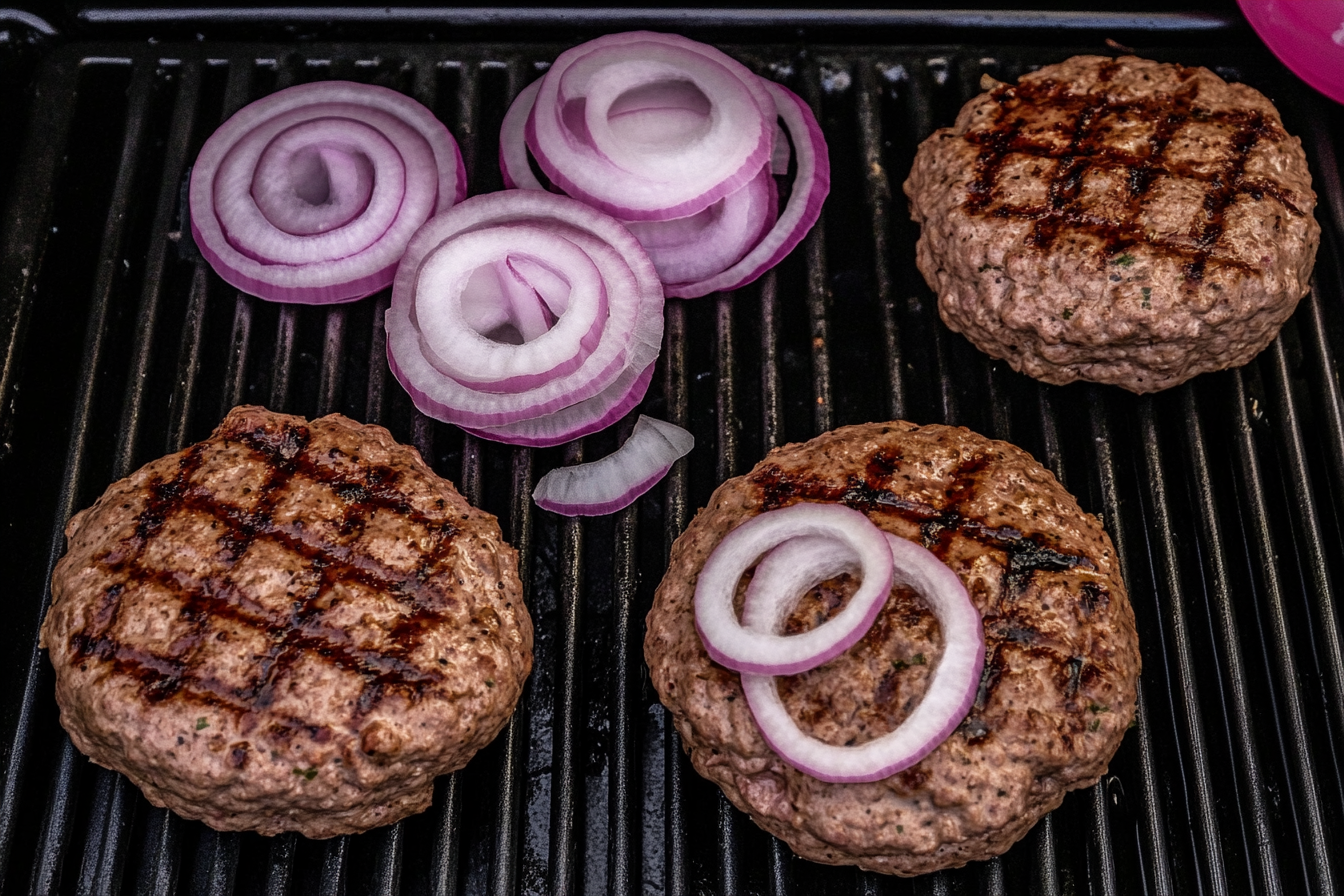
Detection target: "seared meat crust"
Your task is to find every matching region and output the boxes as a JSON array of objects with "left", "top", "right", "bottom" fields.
[
  {"left": 904, "top": 55, "right": 1319, "bottom": 392},
  {"left": 42, "top": 406, "right": 532, "bottom": 838},
  {"left": 645, "top": 422, "right": 1139, "bottom": 875}
]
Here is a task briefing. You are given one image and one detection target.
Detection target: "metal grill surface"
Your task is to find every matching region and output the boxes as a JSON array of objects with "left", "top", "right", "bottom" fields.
[{"left": 1, "top": 26, "right": 1343, "bottom": 896}]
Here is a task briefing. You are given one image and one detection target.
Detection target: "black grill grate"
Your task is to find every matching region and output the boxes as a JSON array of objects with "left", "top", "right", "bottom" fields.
[{"left": 1, "top": 20, "right": 1342, "bottom": 896}]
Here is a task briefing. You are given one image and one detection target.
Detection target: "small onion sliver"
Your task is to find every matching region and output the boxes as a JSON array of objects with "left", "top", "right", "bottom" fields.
[
  {"left": 693, "top": 503, "right": 894, "bottom": 676},
  {"left": 664, "top": 81, "right": 830, "bottom": 299},
  {"left": 532, "top": 415, "right": 693, "bottom": 516},
  {"left": 740, "top": 532, "right": 985, "bottom": 784}
]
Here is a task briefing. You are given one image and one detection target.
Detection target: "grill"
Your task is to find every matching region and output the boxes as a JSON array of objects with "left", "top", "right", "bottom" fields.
[{"left": 1, "top": 8, "right": 1342, "bottom": 895}]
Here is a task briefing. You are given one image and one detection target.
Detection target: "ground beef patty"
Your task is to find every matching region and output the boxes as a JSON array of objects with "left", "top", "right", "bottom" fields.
[
  {"left": 41, "top": 406, "right": 531, "bottom": 838},
  {"left": 904, "top": 55, "right": 1319, "bottom": 393},
  {"left": 645, "top": 422, "right": 1139, "bottom": 875}
]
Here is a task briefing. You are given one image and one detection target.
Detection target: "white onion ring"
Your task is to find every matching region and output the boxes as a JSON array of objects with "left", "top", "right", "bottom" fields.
[
  {"left": 693, "top": 503, "right": 895, "bottom": 676},
  {"left": 191, "top": 81, "right": 464, "bottom": 304},
  {"left": 739, "top": 532, "right": 985, "bottom": 784},
  {"left": 386, "top": 191, "right": 663, "bottom": 445},
  {"left": 532, "top": 415, "right": 693, "bottom": 516}
]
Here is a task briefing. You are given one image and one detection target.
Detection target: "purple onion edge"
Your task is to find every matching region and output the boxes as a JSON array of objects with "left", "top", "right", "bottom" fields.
[
  {"left": 191, "top": 216, "right": 397, "bottom": 305},
  {"left": 753, "top": 640, "right": 985, "bottom": 784},
  {"left": 533, "top": 454, "right": 674, "bottom": 517}
]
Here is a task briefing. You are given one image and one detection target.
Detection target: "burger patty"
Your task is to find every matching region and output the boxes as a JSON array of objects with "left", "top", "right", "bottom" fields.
[
  {"left": 41, "top": 406, "right": 532, "bottom": 838},
  {"left": 903, "top": 55, "right": 1319, "bottom": 393},
  {"left": 644, "top": 422, "right": 1139, "bottom": 875}
]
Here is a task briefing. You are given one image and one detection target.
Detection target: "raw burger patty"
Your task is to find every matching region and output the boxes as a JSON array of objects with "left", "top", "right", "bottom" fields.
[
  {"left": 645, "top": 421, "right": 1139, "bottom": 876},
  {"left": 904, "top": 55, "right": 1319, "bottom": 392},
  {"left": 42, "top": 405, "right": 532, "bottom": 838}
]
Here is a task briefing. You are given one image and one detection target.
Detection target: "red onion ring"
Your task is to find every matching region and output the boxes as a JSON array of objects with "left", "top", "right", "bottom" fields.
[
  {"left": 527, "top": 32, "right": 773, "bottom": 222},
  {"left": 500, "top": 79, "right": 547, "bottom": 192},
  {"left": 500, "top": 37, "right": 829, "bottom": 299},
  {"left": 624, "top": 165, "right": 777, "bottom": 285},
  {"left": 532, "top": 415, "right": 693, "bottom": 515},
  {"left": 663, "top": 82, "right": 829, "bottom": 299},
  {"left": 739, "top": 532, "right": 984, "bottom": 783},
  {"left": 191, "top": 81, "right": 465, "bottom": 304},
  {"left": 386, "top": 191, "right": 663, "bottom": 445},
  {"left": 693, "top": 504, "right": 895, "bottom": 676},
  {"left": 503, "top": 78, "right": 776, "bottom": 284},
  {"left": 461, "top": 356, "right": 656, "bottom": 448},
  {"left": 413, "top": 224, "right": 607, "bottom": 390}
]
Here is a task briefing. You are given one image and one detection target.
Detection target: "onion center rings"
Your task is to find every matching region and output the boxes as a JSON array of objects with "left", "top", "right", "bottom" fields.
[
  {"left": 191, "top": 81, "right": 464, "bottom": 304},
  {"left": 386, "top": 190, "right": 663, "bottom": 439},
  {"left": 739, "top": 532, "right": 985, "bottom": 784},
  {"left": 693, "top": 503, "right": 895, "bottom": 676},
  {"left": 412, "top": 224, "right": 607, "bottom": 390},
  {"left": 251, "top": 122, "right": 379, "bottom": 236}
]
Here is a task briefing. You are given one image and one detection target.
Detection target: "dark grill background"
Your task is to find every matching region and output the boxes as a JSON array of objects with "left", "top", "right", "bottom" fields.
[{"left": 1, "top": 13, "right": 1342, "bottom": 895}]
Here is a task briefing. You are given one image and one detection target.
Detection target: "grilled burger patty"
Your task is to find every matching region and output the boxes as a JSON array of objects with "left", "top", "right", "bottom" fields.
[
  {"left": 645, "top": 422, "right": 1139, "bottom": 875},
  {"left": 41, "top": 406, "right": 531, "bottom": 838},
  {"left": 904, "top": 55, "right": 1319, "bottom": 393}
]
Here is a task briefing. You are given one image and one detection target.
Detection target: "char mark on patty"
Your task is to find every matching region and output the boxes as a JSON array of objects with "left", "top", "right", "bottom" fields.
[
  {"left": 70, "top": 418, "right": 461, "bottom": 722},
  {"left": 962, "top": 66, "right": 1303, "bottom": 282}
]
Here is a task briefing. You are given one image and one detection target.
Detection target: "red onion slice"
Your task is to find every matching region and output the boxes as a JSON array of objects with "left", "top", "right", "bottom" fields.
[
  {"left": 502, "top": 78, "right": 775, "bottom": 285},
  {"left": 738, "top": 535, "right": 861, "bottom": 634},
  {"left": 526, "top": 32, "right": 772, "bottom": 222},
  {"left": 462, "top": 357, "right": 656, "bottom": 447},
  {"left": 532, "top": 415, "right": 693, "bottom": 515},
  {"left": 412, "top": 224, "right": 606, "bottom": 390},
  {"left": 191, "top": 81, "right": 464, "bottom": 304},
  {"left": 740, "top": 532, "right": 984, "bottom": 783},
  {"left": 500, "top": 79, "right": 547, "bottom": 192},
  {"left": 624, "top": 164, "right": 777, "bottom": 285},
  {"left": 386, "top": 191, "right": 663, "bottom": 445},
  {"left": 693, "top": 504, "right": 895, "bottom": 676},
  {"left": 500, "top": 48, "right": 827, "bottom": 299},
  {"left": 664, "top": 81, "right": 830, "bottom": 299}
]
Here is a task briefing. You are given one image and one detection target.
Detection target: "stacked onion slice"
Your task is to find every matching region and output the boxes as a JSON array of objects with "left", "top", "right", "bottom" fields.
[
  {"left": 499, "top": 31, "right": 830, "bottom": 298},
  {"left": 386, "top": 191, "right": 665, "bottom": 447},
  {"left": 191, "top": 81, "right": 465, "bottom": 304},
  {"left": 694, "top": 504, "right": 985, "bottom": 784}
]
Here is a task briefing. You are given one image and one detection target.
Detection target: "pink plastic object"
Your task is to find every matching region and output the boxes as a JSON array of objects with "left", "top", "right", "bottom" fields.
[{"left": 1237, "top": 0, "right": 1344, "bottom": 104}]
